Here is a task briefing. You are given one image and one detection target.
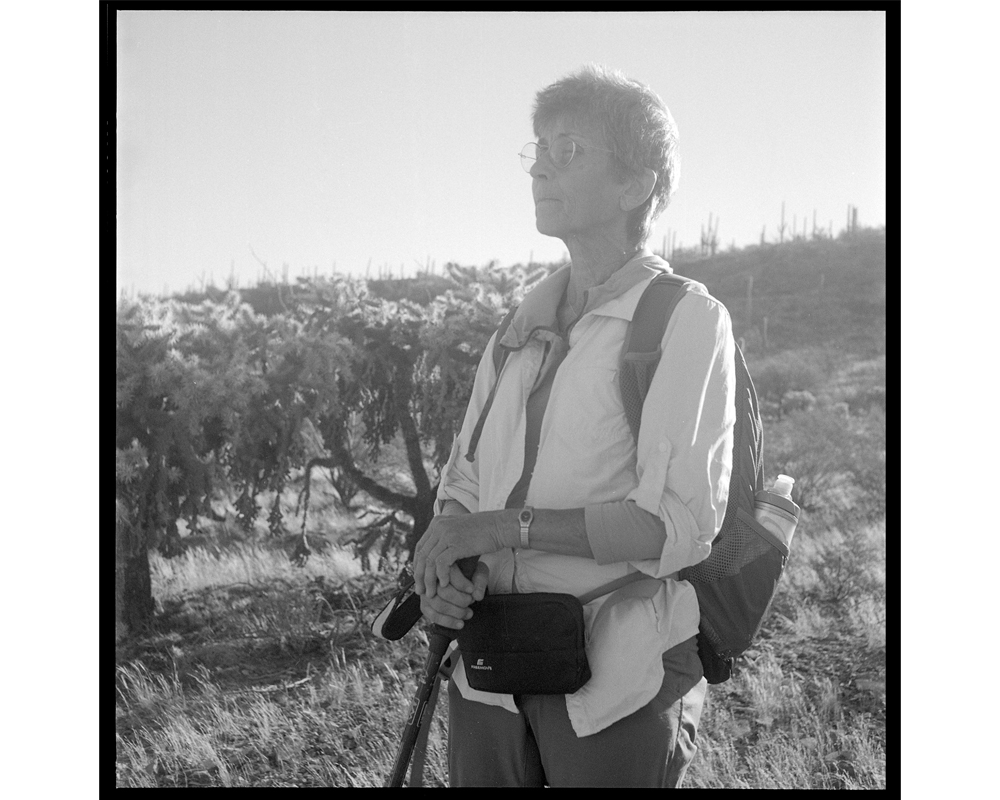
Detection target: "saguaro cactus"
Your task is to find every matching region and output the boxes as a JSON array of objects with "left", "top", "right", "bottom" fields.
[
  {"left": 700, "top": 213, "right": 720, "bottom": 257},
  {"left": 846, "top": 204, "right": 859, "bottom": 236}
]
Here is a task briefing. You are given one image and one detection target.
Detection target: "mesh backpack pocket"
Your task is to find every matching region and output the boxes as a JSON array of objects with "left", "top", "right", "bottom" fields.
[{"left": 682, "top": 508, "right": 788, "bottom": 672}]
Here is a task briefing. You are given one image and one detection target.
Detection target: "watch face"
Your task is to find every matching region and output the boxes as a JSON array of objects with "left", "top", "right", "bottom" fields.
[{"left": 519, "top": 509, "right": 532, "bottom": 524}]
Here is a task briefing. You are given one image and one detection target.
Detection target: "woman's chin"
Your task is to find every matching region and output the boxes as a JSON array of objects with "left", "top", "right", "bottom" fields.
[
  {"left": 536, "top": 226, "right": 564, "bottom": 240},
  {"left": 534, "top": 217, "right": 563, "bottom": 239}
]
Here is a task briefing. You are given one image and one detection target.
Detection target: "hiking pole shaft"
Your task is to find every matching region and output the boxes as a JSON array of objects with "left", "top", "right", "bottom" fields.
[
  {"left": 385, "top": 630, "right": 451, "bottom": 787},
  {"left": 384, "top": 556, "right": 479, "bottom": 788}
]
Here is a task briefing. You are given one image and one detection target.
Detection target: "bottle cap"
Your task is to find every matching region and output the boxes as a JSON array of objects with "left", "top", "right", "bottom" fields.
[{"left": 773, "top": 474, "right": 795, "bottom": 497}]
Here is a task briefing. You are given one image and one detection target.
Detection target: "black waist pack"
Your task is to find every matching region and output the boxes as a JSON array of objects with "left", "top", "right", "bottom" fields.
[
  {"left": 457, "top": 592, "right": 589, "bottom": 695},
  {"left": 456, "top": 572, "right": 650, "bottom": 696}
]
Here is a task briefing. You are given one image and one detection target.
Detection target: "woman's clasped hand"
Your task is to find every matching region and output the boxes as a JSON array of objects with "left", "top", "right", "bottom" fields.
[{"left": 413, "top": 511, "right": 508, "bottom": 628}]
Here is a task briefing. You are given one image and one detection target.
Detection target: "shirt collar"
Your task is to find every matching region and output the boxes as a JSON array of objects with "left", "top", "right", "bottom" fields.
[{"left": 499, "top": 251, "right": 672, "bottom": 350}]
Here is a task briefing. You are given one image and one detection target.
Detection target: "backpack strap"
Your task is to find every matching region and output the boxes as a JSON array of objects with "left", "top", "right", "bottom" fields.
[
  {"left": 576, "top": 570, "right": 653, "bottom": 605},
  {"left": 620, "top": 273, "right": 693, "bottom": 442},
  {"left": 465, "top": 305, "right": 520, "bottom": 463},
  {"left": 491, "top": 304, "right": 518, "bottom": 375}
]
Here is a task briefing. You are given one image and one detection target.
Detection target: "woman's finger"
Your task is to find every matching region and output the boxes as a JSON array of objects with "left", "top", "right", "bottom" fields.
[
  {"left": 423, "top": 542, "right": 454, "bottom": 599},
  {"left": 445, "top": 563, "right": 475, "bottom": 595},
  {"left": 413, "top": 522, "right": 445, "bottom": 596},
  {"left": 436, "top": 580, "right": 475, "bottom": 608},
  {"left": 422, "top": 557, "right": 439, "bottom": 600},
  {"left": 472, "top": 561, "right": 490, "bottom": 601},
  {"left": 435, "top": 545, "right": 458, "bottom": 590},
  {"left": 419, "top": 593, "right": 471, "bottom": 630},
  {"left": 412, "top": 533, "right": 432, "bottom": 596},
  {"left": 412, "top": 551, "right": 425, "bottom": 596}
]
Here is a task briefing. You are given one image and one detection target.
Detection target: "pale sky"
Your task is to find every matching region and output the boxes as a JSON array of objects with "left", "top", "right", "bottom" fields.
[{"left": 116, "top": 10, "right": 886, "bottom": 296}]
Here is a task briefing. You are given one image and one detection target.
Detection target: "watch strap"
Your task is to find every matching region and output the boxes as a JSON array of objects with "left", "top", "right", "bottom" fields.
[{"left": 518, "top": 506, "right": 533, "bottom": 549}]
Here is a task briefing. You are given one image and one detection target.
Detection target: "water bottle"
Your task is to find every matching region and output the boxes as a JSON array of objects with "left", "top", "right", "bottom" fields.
[{"left": 754, "top": 474, "right": 801, "bottom": 550}]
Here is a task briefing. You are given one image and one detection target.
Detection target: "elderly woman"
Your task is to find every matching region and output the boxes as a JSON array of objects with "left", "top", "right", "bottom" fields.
[{"left": 413, "top": 65, "right": 735, "bottom": 788}]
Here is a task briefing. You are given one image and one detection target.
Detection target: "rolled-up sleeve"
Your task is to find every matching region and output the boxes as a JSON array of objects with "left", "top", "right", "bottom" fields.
[
  {"left": 585, "top": 500, "right": 669, "bottom": 565},
  {"left": 434, "top": 332, "right": 501, "bottom": 515},
  {"left": 625, "top": 291, "right": 736, "bottom": 578}
]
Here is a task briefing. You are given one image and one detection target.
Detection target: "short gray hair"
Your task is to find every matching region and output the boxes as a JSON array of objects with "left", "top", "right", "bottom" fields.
[{"left": 532, "top": 64, "right": 680, "bottom": 248}]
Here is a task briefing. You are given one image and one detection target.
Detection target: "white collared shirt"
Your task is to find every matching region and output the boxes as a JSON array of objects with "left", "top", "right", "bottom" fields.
[{"left": 436, "top": 254, "right": 735, "bottom": 737}]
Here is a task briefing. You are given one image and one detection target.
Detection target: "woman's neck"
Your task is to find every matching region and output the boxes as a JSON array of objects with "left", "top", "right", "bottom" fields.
[{"left": 561, "top": 235, "right": 643, "bottom": 321}]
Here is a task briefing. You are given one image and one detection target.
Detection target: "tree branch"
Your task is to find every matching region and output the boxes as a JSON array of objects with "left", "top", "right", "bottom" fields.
[
  {"left": 322, "top": 436, "right": 418, "bottom": 515},
  {"left": 393, "top": 379, "right": 433, "bottom": 500}
]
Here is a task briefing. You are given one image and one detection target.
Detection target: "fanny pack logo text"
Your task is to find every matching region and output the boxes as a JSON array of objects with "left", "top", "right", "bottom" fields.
[{"left": 470, "top": 658, "right": 493, "bottom": 671}]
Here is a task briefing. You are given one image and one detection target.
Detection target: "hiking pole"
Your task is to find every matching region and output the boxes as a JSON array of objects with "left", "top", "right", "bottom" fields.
[{"left": 384, "top": 557, "right": 478, "bottom": 788}]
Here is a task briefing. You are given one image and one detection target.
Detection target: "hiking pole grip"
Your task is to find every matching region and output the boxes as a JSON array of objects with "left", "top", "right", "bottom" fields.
[{"left": 384, "top": 556, "right": 479, "bottom": 788}]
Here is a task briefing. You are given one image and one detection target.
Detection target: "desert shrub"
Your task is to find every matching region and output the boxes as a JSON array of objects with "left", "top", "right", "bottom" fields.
[
  {"left": 870, "top": 358, "right": 885, "bottom": 386},
  {"left": 809, "top": 521, "right": 885, "bottom": 605},
  {"left": 849, "top": 407, "right": 885, "bottom": 521},
  {"left": 751, "top": 351, "right": 827, "bottom": 405},
  {"left": 766, "top": 406, "right": 885, "bottom": 524},
  {"left": 848, "top": 385, "right": 886, "bottom": 415}
]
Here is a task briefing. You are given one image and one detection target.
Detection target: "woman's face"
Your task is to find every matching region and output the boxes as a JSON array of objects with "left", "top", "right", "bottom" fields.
[{"left": 530, "top": 116, "right": 630, "bottom": 245}]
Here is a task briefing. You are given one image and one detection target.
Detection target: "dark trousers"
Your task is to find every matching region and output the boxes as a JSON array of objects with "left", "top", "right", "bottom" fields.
[{"left": 448, "top": 635, "right": 707, "bottom": 787}]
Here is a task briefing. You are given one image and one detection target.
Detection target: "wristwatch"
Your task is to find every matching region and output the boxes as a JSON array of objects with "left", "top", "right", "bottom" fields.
[{"left": 518, "top": 506, "right": 534, "bottom": 549}]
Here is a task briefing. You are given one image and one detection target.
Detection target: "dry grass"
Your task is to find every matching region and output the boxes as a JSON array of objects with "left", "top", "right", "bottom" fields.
[
  {"left": 149, "top": 540, "right": 361, "bottom": 596},
  {"left": 117, "top": 535, "right": 447, "bottom": 787},
  {"left": 116, "top": 504, "right": 885, "bottom": 788}
]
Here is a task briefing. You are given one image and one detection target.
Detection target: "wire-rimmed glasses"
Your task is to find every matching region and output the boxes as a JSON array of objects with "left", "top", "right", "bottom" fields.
[{"left": 519, "top": 136, "right": 614, "bottom": 173}]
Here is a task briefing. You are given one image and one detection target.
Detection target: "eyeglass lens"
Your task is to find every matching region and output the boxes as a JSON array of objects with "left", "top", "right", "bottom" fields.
[{"left": 520, "top": 137, "right": 577, "bottom": 172}]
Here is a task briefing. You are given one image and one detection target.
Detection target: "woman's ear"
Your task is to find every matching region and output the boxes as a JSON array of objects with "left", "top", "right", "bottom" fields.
[{"left": 620, "top": 168, "right": 657, "bottom": 212}]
